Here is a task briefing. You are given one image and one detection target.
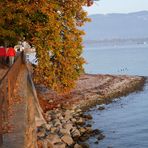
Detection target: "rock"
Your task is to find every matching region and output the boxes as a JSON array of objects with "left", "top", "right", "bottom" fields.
[
  {"left": 47, "top": 140, "right": 54, "bottom": 148},
  {"left": 80, "top": 143, "right": 89, "bottom": 148},
  {"left": 50, "top": 115, "right": 57, "bottom": 120},
  {"left": 46, "top": 133, "right": 62, "bottom": 144},
  {"left": 52, "top": 119, "right": 61, "bottom": 127},
  {"left": 50, "top": 126, "right": 59, "bottom": 133},
  {"left": 38, "top": 139, "right": 55, "bottom": 148},
  {"left": 83, "top": 114, "right": 92, "bottom": 120},
  {"left": 74, "top": 143, "right": 83, "bottom": 148},
  {"left": 97, "top": 133, "right": 105, "bottom": 140},
  {"left": 43, "top": 123, "right": 52, "bottom": 130},
  {"left": 94, "top": 141, "right": 99, "bottom": 144},
  {"left": 98, "top": 106, "right": 105, "bottom": 110},
  {"left": 85, "top": 124, "right": 92, "bottom": 127},
  {"left": 48, "top": 99, "right": 53, "bottom": 103},
  {"left": 56, "top": 112, "right": 62, "bottom": 118},
  {"left": 61, "top": 134, "right": 74, "bottom": 146},
  {"left": 46, "top": 115, "right": 52, "bottom": 122},
  {"left": 37, "top": 140, "right": 45, "bottom": 148},
  {"left": 54, "top": 142, "right": 66, "bottom": 148},
  {"left": 37, "top": 131, "right": 45, "bottom": 138},
  {"left": 59, "top": 116, "right": 64, "bottom": 120},
  {"left": 75, "top": 108, "right": 82, "bottom": 113},
  {"left": 37, "top": 128, "right": 46, "bottom": 138},
  {"left": 71, "top": 128, "right": 81, "bottom": 138},
  {"left": 92, "top": 129, "right": 102, "bottom": 135},
  {"left": 60, "top": 119, "right": 67, "bottom": 124},
  {"left": 60, "top": 128, "right": 71, "bottom": 135},
  {"left": 79, "top": 127, "right": 86, "bottom": 134},
  {"left": 107, "top": 146, "right": 113, "bottom": 148},
  {"left": 76, "top": 118, "right": 85, "bottom": 126},
  {"left": 71, "top": 118, "right": 77, "bottom": 123},
  {"left": 85, "top": 127, "right": 93, "bottom": 134},
  {"left": 64, "top": 110, "right": 72, "bottom": 121},
  {"left": 63, "top": 123, "right": 73, "bottom": 131},
  {"left": 79, "top": 134, "right": 89, "bottom": 142}
]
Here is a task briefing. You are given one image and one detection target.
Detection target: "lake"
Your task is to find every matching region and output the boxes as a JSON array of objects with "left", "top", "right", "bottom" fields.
[
  {"left": 83, "top": 45, "right": 148, "bottom": 148},
  {"left": 83, "top": 45, "right": 148, "bottom": 76}
]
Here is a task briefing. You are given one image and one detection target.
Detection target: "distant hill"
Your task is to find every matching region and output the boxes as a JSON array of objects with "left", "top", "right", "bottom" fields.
[{"left": 82, "top": 11, "right": 148, "bottom": 41}]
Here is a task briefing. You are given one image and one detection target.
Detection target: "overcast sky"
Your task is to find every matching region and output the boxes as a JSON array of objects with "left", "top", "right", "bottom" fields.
[{"left": 84, "top": 0, "right": 148, "bottom": 15}]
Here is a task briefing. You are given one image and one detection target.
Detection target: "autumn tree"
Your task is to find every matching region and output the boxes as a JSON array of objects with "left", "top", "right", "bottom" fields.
[{"left": 0, "top": 0, "right": 90, "bottom": 93}]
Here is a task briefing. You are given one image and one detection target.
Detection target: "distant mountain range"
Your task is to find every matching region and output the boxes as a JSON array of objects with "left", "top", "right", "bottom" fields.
[{"left": 82, "top": 11, "right": 148, "bottom": 42}]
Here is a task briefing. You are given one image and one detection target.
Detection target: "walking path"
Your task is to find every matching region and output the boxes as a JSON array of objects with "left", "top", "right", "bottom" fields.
[{"left": 2, "top": 65, "right": 36, "bottom": 148}]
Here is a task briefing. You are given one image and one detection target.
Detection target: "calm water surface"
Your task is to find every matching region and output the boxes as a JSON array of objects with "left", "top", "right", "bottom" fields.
[
  {"left": 83, "top": 45, "right": 148, "bottom": 148},
  {"left": 83, "top": 45, "right": 148, "bottom": 76}
]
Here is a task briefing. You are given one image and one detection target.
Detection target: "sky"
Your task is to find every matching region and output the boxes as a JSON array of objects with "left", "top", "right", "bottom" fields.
[{"left": 83, "top": 0, "right": 148, "bottom": 15}]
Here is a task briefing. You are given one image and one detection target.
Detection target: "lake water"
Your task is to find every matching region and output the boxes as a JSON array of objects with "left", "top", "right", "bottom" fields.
[
  {"left": 83, "top": 45, "right": 148, "bottom": 148},
  {"left": 83, "top": 45, "right": 148, "bottom": 76}
]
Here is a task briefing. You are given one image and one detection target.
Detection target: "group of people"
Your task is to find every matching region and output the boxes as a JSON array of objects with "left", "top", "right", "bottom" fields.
[{"left": 0, "top": 46, "right": 16, "bottom": 67}]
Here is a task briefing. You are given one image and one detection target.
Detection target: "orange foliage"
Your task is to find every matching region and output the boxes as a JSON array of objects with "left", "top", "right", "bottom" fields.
[{"left": 0, "top": 0, "right": 90, "bottom": 93}]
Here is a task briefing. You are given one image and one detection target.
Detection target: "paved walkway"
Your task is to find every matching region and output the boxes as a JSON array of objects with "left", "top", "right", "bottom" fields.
[
  {"left": 0, "top": 67, "right": 8, "bottom": 80},
  {"left": 2, "top": 65, "right": 32, "bottom": 148}
]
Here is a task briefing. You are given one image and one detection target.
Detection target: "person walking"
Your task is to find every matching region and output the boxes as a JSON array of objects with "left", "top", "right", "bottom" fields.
[
  {"left": 6, "top": 47, "right": 16, "bottom": 67},
  {"left": 0, "top": 46, "right": 6, "bottom": 64}
]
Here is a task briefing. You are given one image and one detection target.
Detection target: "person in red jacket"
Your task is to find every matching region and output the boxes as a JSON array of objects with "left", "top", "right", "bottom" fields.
[
  {"left": 0, "top": 46, "right": 6, "bottom": 64},
  {"left": 6, "top": 47, "right": 16, "bottom": 67}
]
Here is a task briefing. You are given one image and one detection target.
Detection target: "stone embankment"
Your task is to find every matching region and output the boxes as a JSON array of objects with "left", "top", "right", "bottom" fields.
[{"left": 36, "top": 74, "right": 145, "bottom": 148}]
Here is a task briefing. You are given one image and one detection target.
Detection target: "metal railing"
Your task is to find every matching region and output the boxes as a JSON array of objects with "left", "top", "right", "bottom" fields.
[{"left": 0, "top": 52, "right": 24, "bottom": 146}]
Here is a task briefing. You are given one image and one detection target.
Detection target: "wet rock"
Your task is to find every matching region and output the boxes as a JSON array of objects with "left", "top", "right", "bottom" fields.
[
  {"left": 85, "top": 127, "right": 93, "bottom": 134},
  {"left": 61, "top": 134, "right": 74, "bottom": 146},
  {"left": 83, "top": 114, "right": 92, "bottom": 120},
  {"left": 107, "top": 146, "right": 113, "bottom": 148},
  {"left": 97, "top": 133, "right": 105, "bottom": 140},
  {"left": 80, "top": 143, "right": 89, "bottom": 148},
  {"left": 79, "top": 134, "right": 89, "bottom": 142},
  {"left": 79, "top": 127, "right": 86, "bottom": 134},
  {"left": 94, "top": 141, "right": 99, "bottom": 144},
  {"left": 85, "top": 124, "right": 92, "bottom": 127},
  {"left": 98, "top": 106, "right": 105, "bottom": 110},
  {"left": 92, "top": 129, "right": 102, "bottom": 135},
  {"left": 76, "top": 118, "right": 85, "bottom": 126}
]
